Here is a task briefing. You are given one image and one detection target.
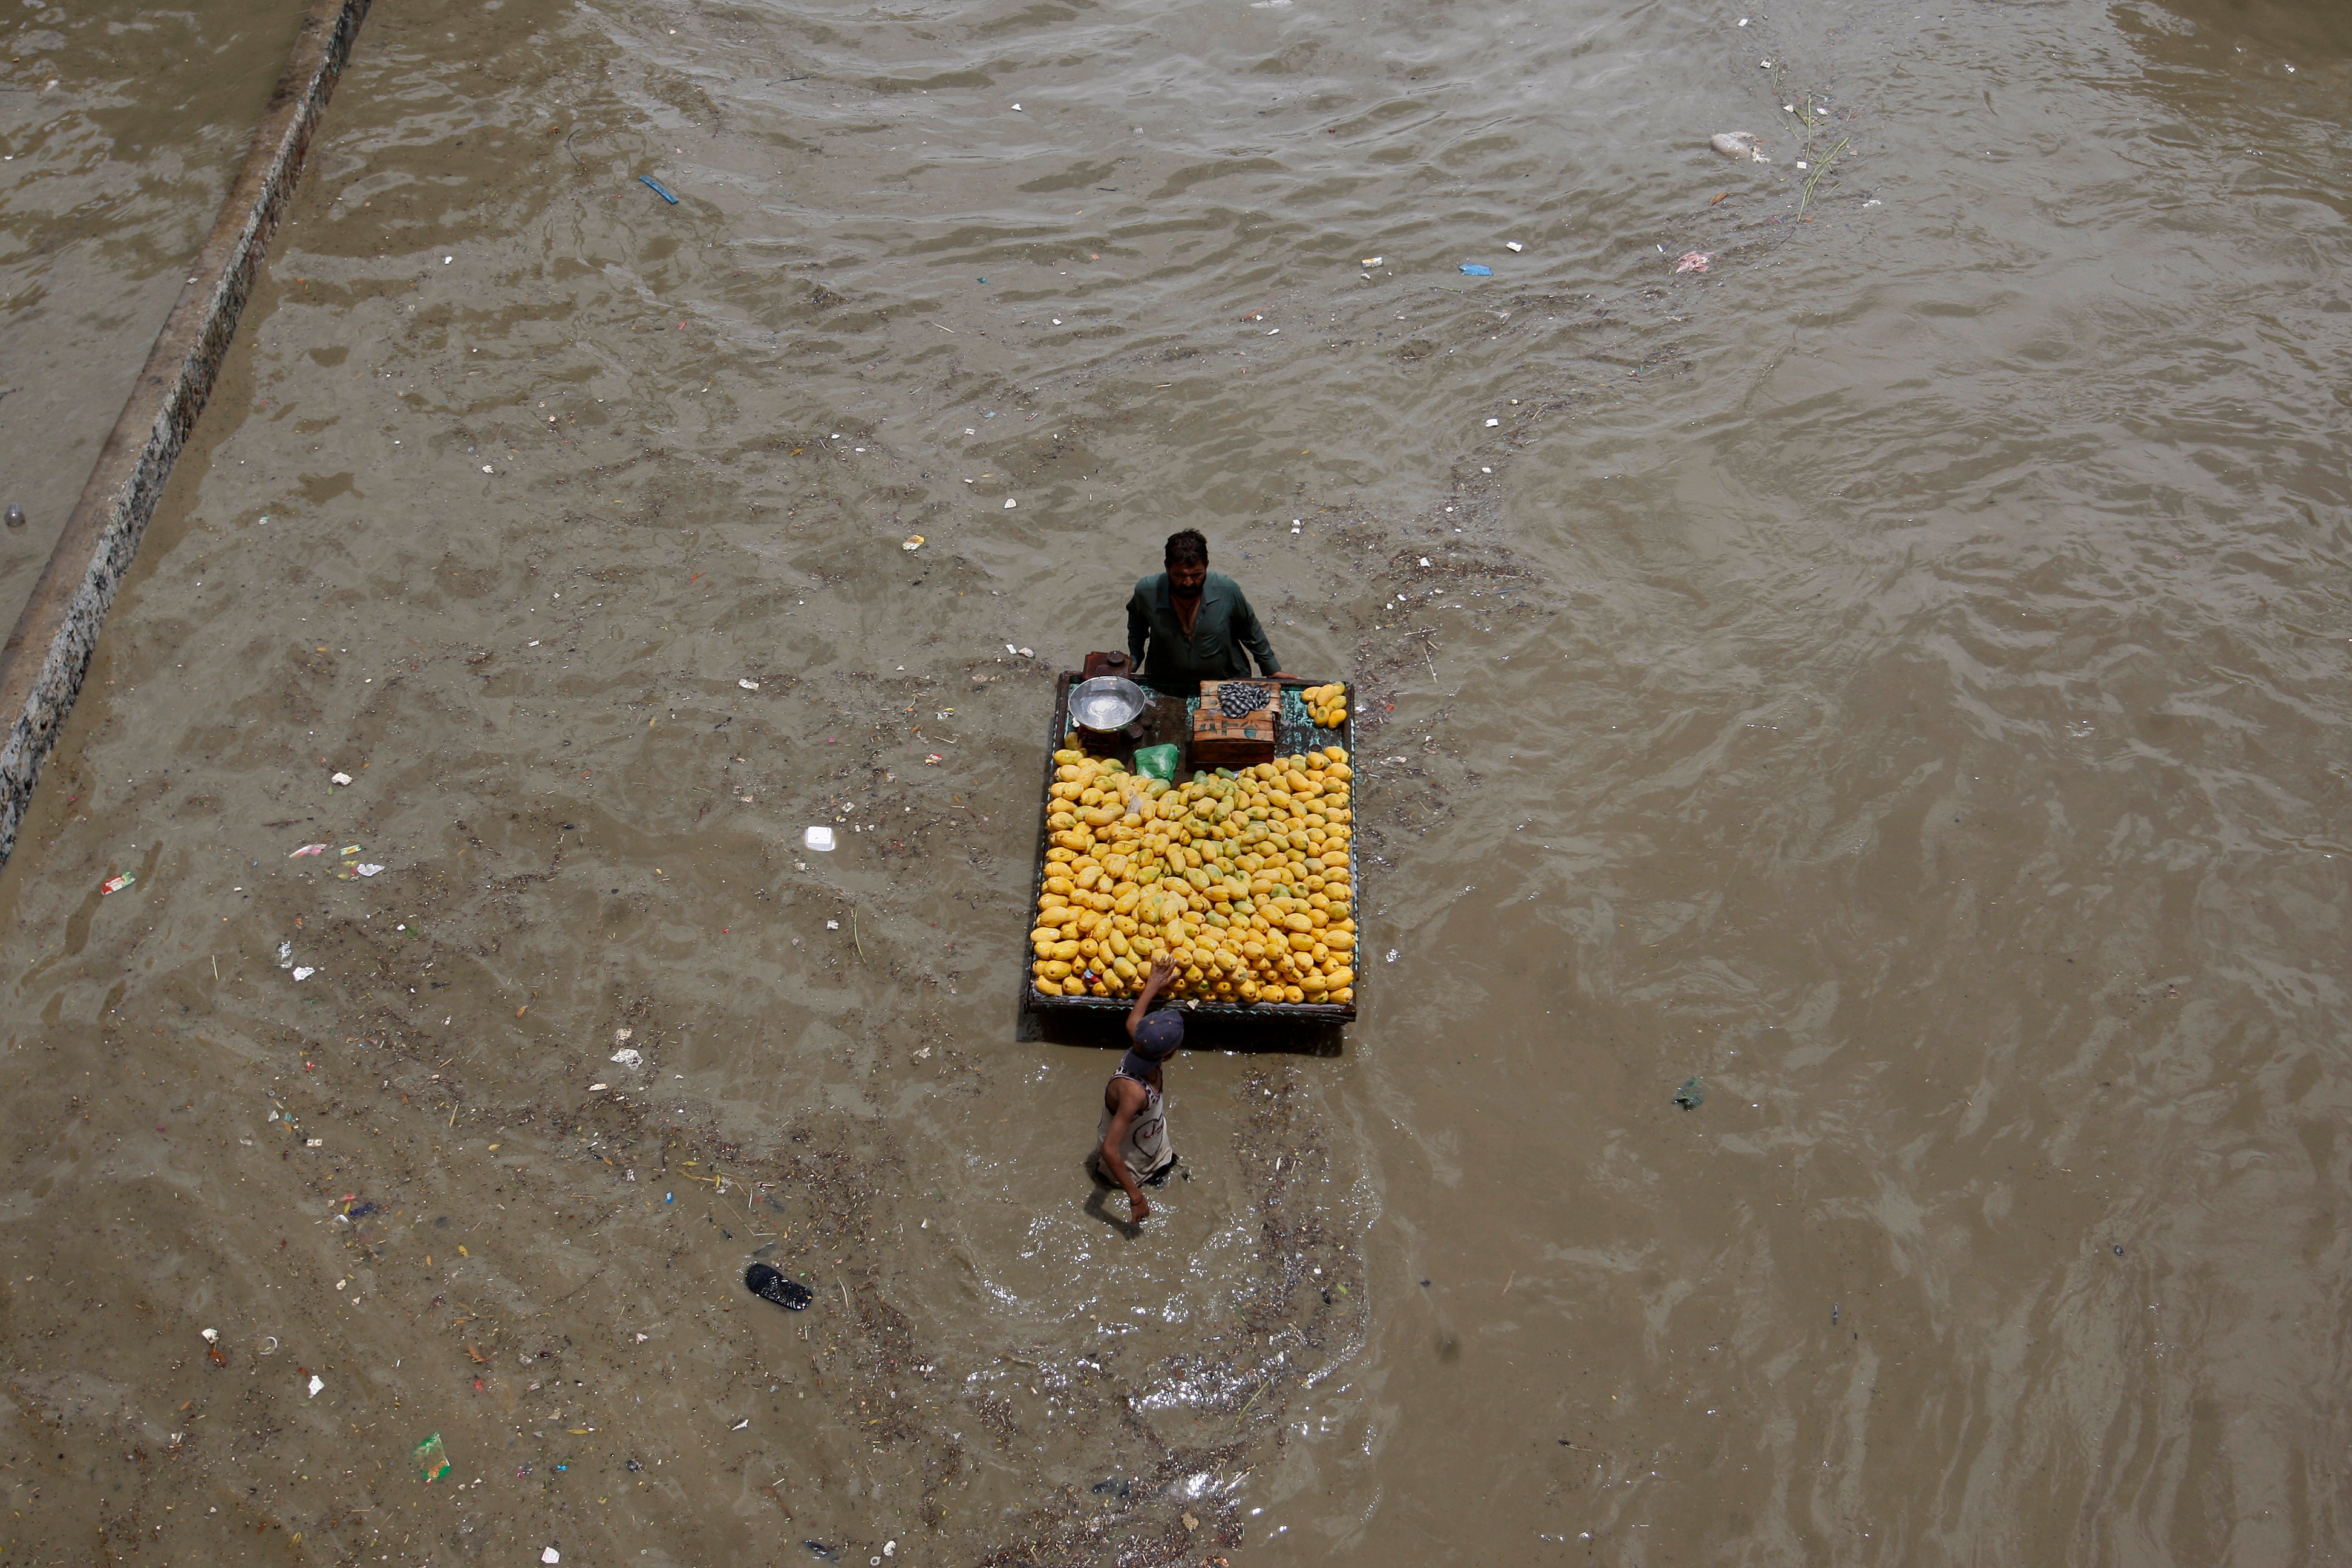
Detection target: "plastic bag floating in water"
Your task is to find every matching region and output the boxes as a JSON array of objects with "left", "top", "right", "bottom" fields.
[{"left": 413, "top": 1432, "right": 452, "bottom": 1483}]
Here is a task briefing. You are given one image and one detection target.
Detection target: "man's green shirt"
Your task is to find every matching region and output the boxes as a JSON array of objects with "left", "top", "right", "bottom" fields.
[{"left": 1126, "top": 570, "right": 1281, "bottom": 692}]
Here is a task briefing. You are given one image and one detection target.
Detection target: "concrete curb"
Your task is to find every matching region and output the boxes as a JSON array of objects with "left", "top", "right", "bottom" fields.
[{"left": 0, "top": 0, "right": 372, "bottom": 871}]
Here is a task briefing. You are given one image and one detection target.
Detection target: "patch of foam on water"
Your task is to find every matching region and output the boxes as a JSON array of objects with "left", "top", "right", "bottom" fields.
[
  {"left": 1176, "top": 1469, "right": 1248, "bottom": 1500},
  {"left": 1137, "top": 1345, "right": 1288, "bottom": 1411}
]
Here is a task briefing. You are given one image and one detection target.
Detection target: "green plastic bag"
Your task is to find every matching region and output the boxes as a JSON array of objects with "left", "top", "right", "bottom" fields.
[
  {"left": 1132, "top": 743, "right": 1178, "bottom": 782},
  {"left": 413, "top": 1432, "right": 452, "bottom": 1484}
]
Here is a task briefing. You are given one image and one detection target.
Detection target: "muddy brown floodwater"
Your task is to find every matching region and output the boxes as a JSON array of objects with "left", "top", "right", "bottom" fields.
[
  {"left": 0, "top": 0, "right": 312, "bottom": 613},
  {"left": 2, "top": 0, "right": 2350, "bottom": 1562}
]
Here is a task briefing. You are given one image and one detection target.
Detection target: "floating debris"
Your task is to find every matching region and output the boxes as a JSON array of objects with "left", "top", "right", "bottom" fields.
[
  {"left": 413, "top": 1432, "right": 452, "bottom": 1483},
  {"left": 748, "top": 1263, "right": 814, "bottom": 1310}
]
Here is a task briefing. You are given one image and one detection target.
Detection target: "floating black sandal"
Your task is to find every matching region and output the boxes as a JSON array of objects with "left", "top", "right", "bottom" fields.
[{"left": 745, "top": 1263, "right": 814, "bottom": 1311}]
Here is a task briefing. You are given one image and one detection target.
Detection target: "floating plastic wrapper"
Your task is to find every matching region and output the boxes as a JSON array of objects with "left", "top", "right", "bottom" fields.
[
  {"left": 1132, "top": 744, "right": 1179, "bottom": 783},
  {"left": 414, "top": 1432, "right": 452, "bottom": 1483}
]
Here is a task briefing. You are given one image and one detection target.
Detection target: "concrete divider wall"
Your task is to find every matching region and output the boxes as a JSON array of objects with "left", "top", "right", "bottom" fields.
[{"left": 0, "top": 0, "right": 371, "bottom": 869}]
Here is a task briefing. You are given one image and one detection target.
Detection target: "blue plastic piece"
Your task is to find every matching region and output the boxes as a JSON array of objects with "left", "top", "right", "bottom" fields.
[
  {"left": 640, "top": 175, "right": 680, "bottom": 204},
  {"left": 1459, "top": 263, "right": 1492, "bottom": 276}
]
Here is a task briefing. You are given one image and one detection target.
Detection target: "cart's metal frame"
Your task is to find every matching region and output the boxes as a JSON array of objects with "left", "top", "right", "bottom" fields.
[{"left": 1019, "top": 674, "right": 1358, "bottom": 1024}]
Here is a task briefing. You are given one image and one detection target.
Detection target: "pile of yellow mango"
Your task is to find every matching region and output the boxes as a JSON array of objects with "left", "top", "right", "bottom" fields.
[
  {"left": 1300, "top": 683, "right": 1348, "bottom": 728},
  {"left": 1031, "top": 743, "right": 1356, "bottom": 1005}
]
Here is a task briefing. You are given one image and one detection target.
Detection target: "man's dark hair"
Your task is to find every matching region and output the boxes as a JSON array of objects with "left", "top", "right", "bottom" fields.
[{"left": 1165, "top": 529, "right": 1209, "bottom": 568}]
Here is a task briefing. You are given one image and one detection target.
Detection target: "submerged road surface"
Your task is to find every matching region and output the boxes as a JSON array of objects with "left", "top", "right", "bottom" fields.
[{"left": 0, "top": 0, "right": 2347, "bottom": 1563}]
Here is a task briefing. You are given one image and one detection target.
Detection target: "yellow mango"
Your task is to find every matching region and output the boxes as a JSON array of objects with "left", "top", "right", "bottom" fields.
[{"left": 1052, "top": 940, "right": 1080, "bottom": 961}]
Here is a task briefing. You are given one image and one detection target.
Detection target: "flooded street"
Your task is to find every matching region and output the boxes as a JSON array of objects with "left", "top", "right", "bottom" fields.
[
  {"left": 2, "top": 0, "right": 2349, "bottom": 1560},
  {"left": 0, "top": 0, "right": 308, "bottom": 606}
]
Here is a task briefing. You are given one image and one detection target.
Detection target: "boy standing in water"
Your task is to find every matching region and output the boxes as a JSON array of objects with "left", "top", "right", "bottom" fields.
[{"left": 1098, "top": 956, "right": 1184, "bottom": 1222}]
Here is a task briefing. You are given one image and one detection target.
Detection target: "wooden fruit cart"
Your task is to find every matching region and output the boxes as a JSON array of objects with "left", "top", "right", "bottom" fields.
[{"left": 1021, "top": 674, "right": 1359, "bottom": 1024}]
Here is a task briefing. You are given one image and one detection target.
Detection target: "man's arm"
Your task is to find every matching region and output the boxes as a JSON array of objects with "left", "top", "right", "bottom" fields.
[
  {"left": 1127, "top": 585, "right": 1151, "bottom": 669},
  {"left": 1229, "top": 588, "right": 1287, "bottom": 679},
  {"left": 1100, "top": 1079, "right": 1151, "bottom": 1221}
]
